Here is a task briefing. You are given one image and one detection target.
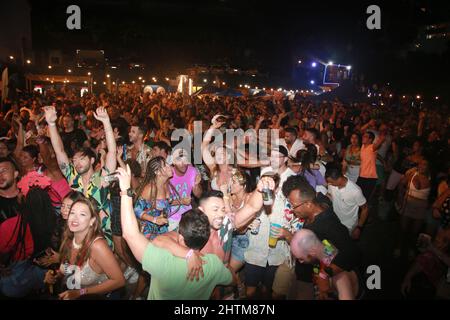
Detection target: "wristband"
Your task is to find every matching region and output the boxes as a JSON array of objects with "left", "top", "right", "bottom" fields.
[
  {"left": 79, "top": 288, "right": 87, "bottom": 296},
  {"left": 48, "top": 123, "right": 56, "bottom": 127},
  {"left": 185, "top": 249, "right": 194, "bottom": 260}
]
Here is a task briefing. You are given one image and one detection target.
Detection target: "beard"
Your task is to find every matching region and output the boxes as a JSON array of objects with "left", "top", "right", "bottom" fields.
[
  {"left": 0, "top": 179, "right": 14, "bottom": 190},
  {"left": 76, "top": 165, "right": 91, "bottom": 175}
]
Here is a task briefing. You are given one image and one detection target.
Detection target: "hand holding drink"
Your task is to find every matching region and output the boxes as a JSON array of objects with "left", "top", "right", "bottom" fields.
[{"left": 269, "top": 223, "right": 282, "bottom": 248}]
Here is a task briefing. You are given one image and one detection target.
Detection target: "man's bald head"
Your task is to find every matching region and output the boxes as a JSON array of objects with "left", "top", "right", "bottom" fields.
[{"left": 291, "top": 229, "right": 322, "bottom": 263}]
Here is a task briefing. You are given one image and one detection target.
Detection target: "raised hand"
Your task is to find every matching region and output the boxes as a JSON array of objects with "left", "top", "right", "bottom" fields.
[
  {"left": 115, "top": 165, "right": 132, "bottom": 191},
  {"left": 93, "top": 107, "right": 110, "bottom": 123},
  {"left": 43, "top": 106, "right": 57, "bottom": 125},
  {"left": 194, "top": 173, "right": 202, "bottom": 186},
  {"left": 257, "top": 176, "right": 275, "bottom": 193}
]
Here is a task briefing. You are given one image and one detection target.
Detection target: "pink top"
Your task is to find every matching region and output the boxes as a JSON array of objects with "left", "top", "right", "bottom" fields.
[
  {"left": 49, "top": 178, "right": 71, "bottom": 207},
  {"left": 169, "top": 165, "right": 197, "bottom": 222}
]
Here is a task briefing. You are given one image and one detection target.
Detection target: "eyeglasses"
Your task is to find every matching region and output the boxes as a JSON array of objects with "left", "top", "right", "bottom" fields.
[{"left": 290, "top": 201, "right": 309, "bottom": 211}]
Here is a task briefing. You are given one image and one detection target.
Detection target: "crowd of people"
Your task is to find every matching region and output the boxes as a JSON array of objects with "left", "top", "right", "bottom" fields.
[{"left": 0, "top": 86, "right": 448, "bottom": 300}]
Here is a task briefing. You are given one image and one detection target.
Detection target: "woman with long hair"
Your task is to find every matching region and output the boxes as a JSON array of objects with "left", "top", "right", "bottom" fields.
[
  {"left": 394, "top": 160, "right": 432, "bottom": 259},
  {"left": 0, "top": 187, "right": 56, "bottom": 298},
  {"left": 35, "top": 191, "right": 84, "bottom": 269},
  {"left": 134, "top": 156, "right": 178, "bottom": 240},
  {"left": 201, "top": 118, "right": 235, "bottom": 192},
  {"left": 289, "top": 149, "right": 326, "bottom": 191},
  {"left": 44, "top": 196, "right": 125, "bottom": 299},
  {"left": 342, "top": 133, "right": 361, "bottom": 183}
]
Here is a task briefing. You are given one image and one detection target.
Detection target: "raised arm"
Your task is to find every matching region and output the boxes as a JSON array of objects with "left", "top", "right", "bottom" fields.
[
  {"left": 373, "top": 133, "right": 386, "bottom": 152},
  {"left": 36, "top": 136, "right": 64, "bottom": 179},
  {"left": 11, "top": 116, "right": 24, "bottom": 159},
  {"left": 234, "top": 176, "right": 275, "bottom": 229},
  {"left": 43, "top": 106, "right": 70, "bottom": 171},
  {"left": 116, "top": 165, "right": 149, "bottom": 263},
  {"left": 192, "top": 170, "right": 203, "bottom": 198},
  {"left": 93, "top": 107, "right": 116, "bottom": 174},
  {"left": 201, "top": 123, "right": 223, "bottom": 172}
]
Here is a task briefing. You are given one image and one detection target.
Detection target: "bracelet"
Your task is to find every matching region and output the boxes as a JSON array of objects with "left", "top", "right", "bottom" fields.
[
  {"left": 185, "top": 249, "right": 194, "bottom": 260},
  {"left": 48, "top": 123, "right": 56, "bottom": 127},
  {"left": 79, "top": 288, "right": 87, "bottom": 296}
]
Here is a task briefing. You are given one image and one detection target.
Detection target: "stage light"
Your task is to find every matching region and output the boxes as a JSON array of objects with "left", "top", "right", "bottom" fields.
[
  {"left": 87, "top": 72, "right": 91, "bottom": 76},
  {"left": 67, "top": 69, "right": 72, "bottom": 73},
  {"left": 311, "top": 62, "right": 317, "bottom": 67},
  {"left": 48, "top": 65, "right": 52, "bottom": 69},
  {"left": 203, "top": 79, "right": 207, "bottom": 83},
  {"left": 9, "top": 56, "right": 14, "bottom": 60},
  {"left": 298, "top": 60, "right": 302, "bottom": 64},
  {"left": 310, "top": 80, "right": 315, "bottom": 85},
  {"left": 346, "top": 66, "right": 351, "bottom": 70},
  {"left": 416, "top": 95, "right": 421, "bottom": 99},
  {"left": 26, "top": 59, "right": 31, "bottom": 64},
  {"left": 138, "top": 76, "right": 142, "bottom": 80},
  {"left": 107, "top": 74, "right": 110, "bottom": 78},
  {"left": 435, "top": 96, "right": 439, "bottom": 100},
  {"left": 328, "top": 61, "right": 333, "bottom": 65}
]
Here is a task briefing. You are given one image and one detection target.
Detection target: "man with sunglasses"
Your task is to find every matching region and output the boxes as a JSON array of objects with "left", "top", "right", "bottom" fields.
[{"left": 282, "top": 175, "right": 362, "bottom": 300}]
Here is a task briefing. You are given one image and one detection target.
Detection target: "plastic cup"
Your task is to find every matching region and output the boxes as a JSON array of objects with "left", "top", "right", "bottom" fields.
[{"left": 269, "top": 223, "right": 281, "bottom": 248}]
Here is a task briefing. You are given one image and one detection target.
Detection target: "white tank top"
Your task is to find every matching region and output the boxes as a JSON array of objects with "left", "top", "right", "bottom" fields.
[{"left": 408, "top": 172, "right": 430, "bottom": 200}]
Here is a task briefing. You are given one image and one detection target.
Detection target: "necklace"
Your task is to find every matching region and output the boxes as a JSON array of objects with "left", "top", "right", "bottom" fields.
[{"left": 72, "top": 238, "right": 82, "bottom": 250}]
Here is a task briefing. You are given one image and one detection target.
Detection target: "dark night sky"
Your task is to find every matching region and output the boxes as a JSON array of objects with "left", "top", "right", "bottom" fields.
[{"left": 28, "top": 0, "right": 450, "bottom": 92}]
